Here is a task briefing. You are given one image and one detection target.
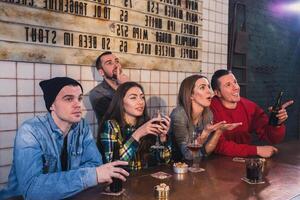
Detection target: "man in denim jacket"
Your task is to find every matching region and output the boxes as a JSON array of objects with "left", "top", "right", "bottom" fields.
[{"left": 0, "top": 77, "right": 128, "bottom": 200}]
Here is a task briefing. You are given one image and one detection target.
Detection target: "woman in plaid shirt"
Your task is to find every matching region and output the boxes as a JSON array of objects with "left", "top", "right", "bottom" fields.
[{"left": 97, "top": 82, "right": 171, "bottom": 171}]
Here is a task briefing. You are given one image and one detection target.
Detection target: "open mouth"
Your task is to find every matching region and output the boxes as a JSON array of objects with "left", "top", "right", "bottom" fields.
[
  {"left": 136, "top": 107, "right": 144, "bottom": 112},
  {"left": 112, "top": 67, "right": 118, "bottom": 74}
]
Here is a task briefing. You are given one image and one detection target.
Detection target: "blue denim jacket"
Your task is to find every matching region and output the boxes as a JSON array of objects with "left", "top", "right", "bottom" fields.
[{"left": 0, "top": 113, "right": 102, "bottom": 200}]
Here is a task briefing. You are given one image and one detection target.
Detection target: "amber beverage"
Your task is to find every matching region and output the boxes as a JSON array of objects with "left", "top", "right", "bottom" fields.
[{"left": 187, "top": 144, "right": 202, "bottom": 152}]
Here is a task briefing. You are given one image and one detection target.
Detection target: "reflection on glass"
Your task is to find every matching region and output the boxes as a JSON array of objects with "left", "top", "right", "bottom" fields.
[
  {"left": 151, "top": 110, "right": 164, "bottom": 150},
  {"left": 187, "top": 131, "right": 203, "bottom": 173}
]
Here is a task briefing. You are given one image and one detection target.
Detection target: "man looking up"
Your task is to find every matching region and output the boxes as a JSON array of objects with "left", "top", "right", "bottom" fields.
[
  {"left": 0, "top": 77, "right": 128, "bottom": 200},
  {"left": 210, "top": 69, "right": 293, "bottom": 158},
  {"left": 89, "top": 51, "right": 129, "bottom": 122}
]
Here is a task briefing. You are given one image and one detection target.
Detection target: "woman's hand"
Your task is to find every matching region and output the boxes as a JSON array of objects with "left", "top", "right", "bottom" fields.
[
  {"left": 131, "top": 117, "right": 162, "bottom": 141},
  {"left": 158, "top": 116, "right": 171, "bottom": 142},
  {"left": 205, "top": 121, "right": 227, "bottom": 133},
  {"left": 197, "top": 121, "right": 242, "bottom": 144},
  {"left": 201, "top": 121, "right": 242, "bottom": 155},
  {"left": 221, "top": 122, "right": 243, "bottom": 131},
  {"left": 197, "top": 121, "right": 226, "bottom": 144}
]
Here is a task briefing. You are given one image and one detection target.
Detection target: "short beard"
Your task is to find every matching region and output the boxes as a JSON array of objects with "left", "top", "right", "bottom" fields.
[{"left": 103, "top": 70, "right": 117, "bottom": 81}]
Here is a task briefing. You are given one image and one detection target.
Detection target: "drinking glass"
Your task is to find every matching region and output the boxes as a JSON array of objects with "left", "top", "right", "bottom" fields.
[
  {"left": 151, "top": 110, "right": 165, "bottom": 150},
  {"left": 187, "top": 131, "right": 203, "bottom": 173},
  {"left": 245, "top": 158, "right": 264, "bottom": 183}
]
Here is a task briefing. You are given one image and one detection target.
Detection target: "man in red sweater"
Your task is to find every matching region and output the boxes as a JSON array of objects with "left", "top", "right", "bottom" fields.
[{"left": 210, "top": 69, "right": 293, "bottom": 158}]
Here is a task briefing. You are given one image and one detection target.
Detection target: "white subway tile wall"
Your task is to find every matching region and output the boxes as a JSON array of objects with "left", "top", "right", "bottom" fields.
[
  {"left": 17, "top": 62, "right": 34, "bottom": 79},
  {"left": 0, "top": 0, "right": 229, "bottom": 187},
  {"left": 160, "top": 71, "right": 169, "bottom": 83},
  {"left": 67, "top": 65, "right": 81, "bottom": 80},
  {"left": 150, "top": 83, "right": 160, "bottom": 95},
  {"left": 35, "top": 63, "right": 51, "bottom": 79},
  {"left": 51, "top": 64, "right": 66, "bottom": 77},
  {"left": 160, "top": 83, "right": 169, "bottom": 95},
  {"left": 202, "top": 0, "right": 228, "bottom": 79},
  {"left": 17, "top": 79, "right": 34, "bottom": 95},
  {"left": 0, "top": 79, "right": 16, "bottom": 96},
  {"left": 0, "top": 97, "right": 16, "bottom": 113},
  {"left": 0, "top": 61, "right": 16, "bottom": 78},
  {"left": 0, "top": 149, "right": 13, "bottom": 166},
  {"left": 0, "top": 131, "right": 15, "bottom": 149},
  {"left": 130, "top": 69, "right": 141, "bottom": 82},
  {"left": 141, "top": 69, "right": 151, "bottom": 82},
  {"left": 0, "top": 114, "right": 17, "bottom": 131},
  {"left": 150, "top": 71, "right": 160, "bottom": 83},
  {"left": 17, "top": 96, "right": 34, "bottom": 112},
  {"left": 81, "top": 66, "right": 94, "bottom": 81}
]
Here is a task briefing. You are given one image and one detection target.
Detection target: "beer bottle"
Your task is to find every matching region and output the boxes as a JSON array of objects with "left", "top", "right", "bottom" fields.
[
  {"left": 269, "top": 91, "right": 283, "bottom": 126},
  {"left": 109, "top": 142, "right": 123, "bottom": 193}
]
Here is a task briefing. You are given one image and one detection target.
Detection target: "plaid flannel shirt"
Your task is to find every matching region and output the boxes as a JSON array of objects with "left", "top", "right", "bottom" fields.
[{"left": 99, "top": 120, "right": 171, "bottom": 171}]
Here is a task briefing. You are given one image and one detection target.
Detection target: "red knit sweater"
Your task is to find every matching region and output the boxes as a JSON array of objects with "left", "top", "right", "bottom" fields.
[{"left": 210, "top": 96, "right": 285, "bottom": 157}]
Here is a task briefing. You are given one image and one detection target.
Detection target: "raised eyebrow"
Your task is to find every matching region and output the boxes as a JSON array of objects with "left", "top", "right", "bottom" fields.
[
  {"left": 197, "top": 83, "right": 208, "bottom": 87},
  {"left": 104, "top": 59, "right": 113, "bottom": 64}
]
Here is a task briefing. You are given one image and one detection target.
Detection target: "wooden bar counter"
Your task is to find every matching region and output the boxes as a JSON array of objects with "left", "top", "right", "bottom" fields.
[{"left": 71, "top": 140, "right": 300, "bottom": 200}]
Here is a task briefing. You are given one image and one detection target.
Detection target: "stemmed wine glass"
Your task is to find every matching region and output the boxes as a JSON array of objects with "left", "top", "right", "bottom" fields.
[
  {"left": 187, "top": 131, "right": 204, "bottom": 173},
  {"left": 151, "top": 109, "right": 165, "bottom": 150}
]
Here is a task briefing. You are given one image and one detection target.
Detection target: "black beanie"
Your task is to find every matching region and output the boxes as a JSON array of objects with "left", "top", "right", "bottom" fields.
[{"left": 39, "top": 77, "right": 83, "bottom": 112}]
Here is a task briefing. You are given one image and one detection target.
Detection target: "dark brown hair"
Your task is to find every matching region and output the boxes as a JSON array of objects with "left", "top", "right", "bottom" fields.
[
  {"left": 211, "top": 69, "right": 231, "bottom": 91},
  {"left": 97, "top": 82, "right": 154, "bottom": 165},
  {"left": 178, "top": 74, "right": 211, "bottom": 122},
  {"left": 95, "top": 51, "right": 112, "bottom": 70}
]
